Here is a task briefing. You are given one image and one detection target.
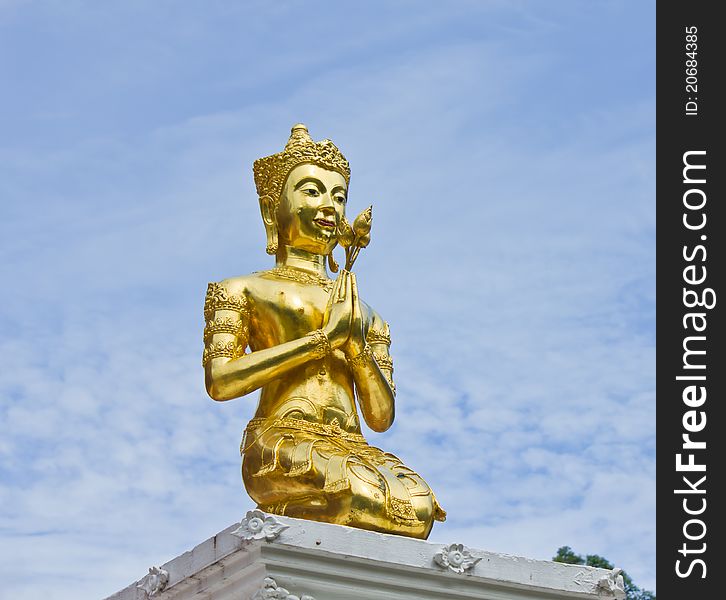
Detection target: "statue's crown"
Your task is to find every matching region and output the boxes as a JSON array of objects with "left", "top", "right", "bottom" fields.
[{"left": 253, "top": 124, "right": 351, "bottom": 206}]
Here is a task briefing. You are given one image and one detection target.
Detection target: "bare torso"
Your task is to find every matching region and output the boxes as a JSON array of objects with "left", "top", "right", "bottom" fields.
[{"left": 223, "top": 269, "right": 379, "bottom": 432}]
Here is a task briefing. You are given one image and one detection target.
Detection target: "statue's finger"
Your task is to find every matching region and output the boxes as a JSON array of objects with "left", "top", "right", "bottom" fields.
[
  {"left": 340, "top": 270, "right": 352, "bottom": 304},
  {"left": 335, "top": 270, "right": 347, "bottom": 303},
  {"left": 327, "top": 276, "right": 340, "bottom": 306},
  {"left": 350, "top": 272, "right": 359, "bottom": 303}
]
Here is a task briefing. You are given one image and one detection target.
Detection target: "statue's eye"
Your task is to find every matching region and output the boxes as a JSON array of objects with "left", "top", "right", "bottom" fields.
[
  {"left": 303, "top": 188, "right": 319, "bottom": 196},
  {"left": 334, "top": 195, "right": 347, "bottom": 204}
]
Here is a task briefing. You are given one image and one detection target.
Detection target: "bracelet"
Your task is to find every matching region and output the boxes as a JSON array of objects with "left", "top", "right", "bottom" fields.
[
  {"left": 347, "top": 343, "right": 373, "bottom": 369},
  {"left": 307, "top": 329, "right": 331, "bottom": 359}
]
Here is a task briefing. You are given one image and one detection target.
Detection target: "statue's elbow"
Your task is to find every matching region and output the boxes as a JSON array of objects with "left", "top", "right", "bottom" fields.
[
  {"left": 368, "top": 409, "right": 394, "bottom": 433},
  {"left": 205, "top": 364, "right": 255, "bottom": 401},
  {"left": 205, "top": 379, "right": 224, "bottom": 402},
  {"left": 205, "top": 367, "right": 232, "bottom": 401}
]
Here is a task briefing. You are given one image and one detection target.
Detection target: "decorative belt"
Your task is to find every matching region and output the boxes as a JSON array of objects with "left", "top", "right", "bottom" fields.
[{"left": 245, "top": 417, "right": 367, "bottom": 444}]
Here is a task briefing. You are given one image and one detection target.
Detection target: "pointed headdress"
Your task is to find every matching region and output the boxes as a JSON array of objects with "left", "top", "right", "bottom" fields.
[{"left": 253, "top": 124, "right": 351, "bottom": 208}]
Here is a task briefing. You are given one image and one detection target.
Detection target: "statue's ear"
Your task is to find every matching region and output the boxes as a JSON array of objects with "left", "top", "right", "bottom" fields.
[{"left": 259, "top": 195, "right": 278, "bottom": 255}]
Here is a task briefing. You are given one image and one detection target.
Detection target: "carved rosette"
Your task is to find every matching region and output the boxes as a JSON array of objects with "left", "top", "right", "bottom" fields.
[
  {"left": 433, "top": 543, "right": 481, "bottom": 574},
  {"left": 136, "top": 566, "right": 169, "bottom": 597},
  {"left": 253, "top": 577, "right": 316, "bottom": 600},
  {"left": 231, "top": 509, "right": 289, "bottom": 542}
]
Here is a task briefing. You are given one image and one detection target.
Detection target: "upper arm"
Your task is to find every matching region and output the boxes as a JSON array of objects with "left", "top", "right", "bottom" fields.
[
  {"left": 202, "top": 279, "right": 251, "bottom": 398},
  {"left": 365, "top": 309, "right": 395, "bottom": 395}
]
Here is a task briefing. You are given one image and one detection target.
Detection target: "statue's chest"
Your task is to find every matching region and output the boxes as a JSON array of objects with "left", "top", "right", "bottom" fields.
[{"left": 250, "top": 282, "right": 331, "bottom": 338}]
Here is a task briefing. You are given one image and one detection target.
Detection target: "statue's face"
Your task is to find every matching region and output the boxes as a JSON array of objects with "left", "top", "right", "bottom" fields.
[{"left": 277, "top": 163, "right": 347, "bottom": 254}]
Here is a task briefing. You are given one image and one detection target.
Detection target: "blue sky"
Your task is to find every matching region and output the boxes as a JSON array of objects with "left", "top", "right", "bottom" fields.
[{"left": 0, "top": 1, "right": 655, "bottom": 597}]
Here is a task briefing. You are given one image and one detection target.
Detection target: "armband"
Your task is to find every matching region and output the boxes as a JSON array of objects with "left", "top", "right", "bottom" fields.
[
  {"left": 372, "top": 352, "right": 393, "bottom": 371},
  {"left": 202, "top": 340, "right": 245, "bottom": 366},
  {"left": 204, "top": 282, "right": 249, "bottom": 320},
  {"left": 366, "top": 325, "right": 391, "bottom": 346}
]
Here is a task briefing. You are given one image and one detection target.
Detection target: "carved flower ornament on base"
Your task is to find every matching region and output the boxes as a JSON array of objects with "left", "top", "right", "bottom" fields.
[
  {"left": 231, "top": 509, "right": 289, "bottom": 542},
  {"left": 597, "top": 568, "right": 626, "bottom": 596},
  {"left": 136, "top": 566, "right": 169, "bottom": 597},
  {"left": 253, "top": 577, "right": 316, "bottom": 600},
  {"left": 433, "top": 543, "right": 482, "bottom": 574}
]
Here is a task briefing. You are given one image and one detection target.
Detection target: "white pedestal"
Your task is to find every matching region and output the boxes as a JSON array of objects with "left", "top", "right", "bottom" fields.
[{"left": 106, "top": 513, "right": 626, "bottom": 600}]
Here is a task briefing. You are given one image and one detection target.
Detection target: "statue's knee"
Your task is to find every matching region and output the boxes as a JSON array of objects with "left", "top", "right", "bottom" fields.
[
  {"left": 410, "top": 493, "right": 434, "bottom": 524},
  {"left": 346, "top": 463, "right": 387, "bottom": 509}
]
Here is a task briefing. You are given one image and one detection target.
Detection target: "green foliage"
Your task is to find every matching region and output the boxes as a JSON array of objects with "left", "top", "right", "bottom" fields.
[
  {"left": 552, "top": 547, "right": 655, "bottom": 600},
  {"left": 553, "top": 546, "right": 583, "bottom": 565},
  {"left": 629, "top": 590, "right": 656, "bottom": 600},
  {"left": 584, "top": 554, "right": 614, "bottom": 569}
]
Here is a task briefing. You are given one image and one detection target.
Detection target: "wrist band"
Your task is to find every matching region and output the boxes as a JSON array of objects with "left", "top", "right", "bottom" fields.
[
  {"left": 307, "top": 329, "right": 331, "bottom": 359},
  {"left": 347, "top": 343, "right": 373, "bottom": 369}
]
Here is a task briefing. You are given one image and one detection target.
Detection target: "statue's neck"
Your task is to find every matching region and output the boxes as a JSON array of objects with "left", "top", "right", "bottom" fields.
[{"left": 276, "top": 245, "right": 329, "bottom": 278}]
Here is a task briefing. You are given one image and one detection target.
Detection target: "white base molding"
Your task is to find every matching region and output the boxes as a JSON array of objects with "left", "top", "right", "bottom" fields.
[{"left": 106, "top": 511, "right": 625, "bottom": 600}]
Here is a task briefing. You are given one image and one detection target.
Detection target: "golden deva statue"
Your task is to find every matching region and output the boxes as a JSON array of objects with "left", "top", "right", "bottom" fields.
[{"left": 203, "top": 124, "right": 446, "bottom": 539}]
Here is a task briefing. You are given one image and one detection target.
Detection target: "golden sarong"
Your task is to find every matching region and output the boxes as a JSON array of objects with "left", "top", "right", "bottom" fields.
[{"left": 241, "top": 411, "right": 445, "bottom": 531}]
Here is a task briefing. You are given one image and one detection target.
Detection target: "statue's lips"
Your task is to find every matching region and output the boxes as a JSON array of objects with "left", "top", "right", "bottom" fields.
[{"left": 314, "top": 218, "right": 336, "bottom": 230}]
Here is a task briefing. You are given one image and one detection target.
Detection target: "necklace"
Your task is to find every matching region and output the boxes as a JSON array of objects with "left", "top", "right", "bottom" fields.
[{"left": 266, "top": 266, "right": 334, "bottom": 291}]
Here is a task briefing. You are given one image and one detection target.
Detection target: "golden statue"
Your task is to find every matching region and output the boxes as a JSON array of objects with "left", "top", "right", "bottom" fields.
[{"left": 202, "top": 124, "right": 446, "bottom": 539}]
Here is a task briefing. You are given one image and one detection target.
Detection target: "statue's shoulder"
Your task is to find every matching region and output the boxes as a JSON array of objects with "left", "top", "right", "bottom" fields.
[
  {"left": 210, "top": 273, "right": 257, "bottom": 297},
  {"left": 207, "top": 271, "right": 277, "bottom": 303},
  {"left": 203, "top": 274, "right": 260, "bottom": 316},
  {"left": 360, "top": 301, "right": 389, "bottom": 334}
]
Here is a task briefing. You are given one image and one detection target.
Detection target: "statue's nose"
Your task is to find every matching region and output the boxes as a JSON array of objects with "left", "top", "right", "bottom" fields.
[
  {"left": 320, "top": 206, "right": 336, "bottom": 219},
  {"left": 319, "top": 194, "right": 336, "bottom": 215}
]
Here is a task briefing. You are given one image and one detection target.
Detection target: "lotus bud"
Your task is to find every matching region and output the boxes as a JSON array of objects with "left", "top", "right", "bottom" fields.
[
  {"left": 352, "top": 206, "right": 372, "bottom": 238},
  {"left": 337, "top": 217, "right": 355, "bottom": 248},
  {"left": 358, "top": 233, "right": 370, "bottom": 248}
]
